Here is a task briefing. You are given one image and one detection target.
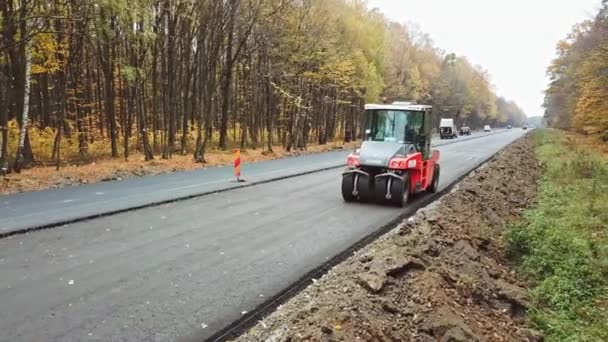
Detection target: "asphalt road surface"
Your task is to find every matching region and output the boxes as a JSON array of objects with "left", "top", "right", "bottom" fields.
[
  {"left": 1, "top": 130, "right": 499, "bottom": 235},
  {"left": 0, "top": 129, "right": 527, "bottom": 341}
]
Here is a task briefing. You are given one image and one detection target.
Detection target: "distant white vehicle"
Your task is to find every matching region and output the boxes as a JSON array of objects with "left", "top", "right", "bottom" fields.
[
  {"left": 439, "top": 118, "right": 458, "bottom": 139},
  {"left": 483, "top": 125, "right": 492, "bottom": 132}
]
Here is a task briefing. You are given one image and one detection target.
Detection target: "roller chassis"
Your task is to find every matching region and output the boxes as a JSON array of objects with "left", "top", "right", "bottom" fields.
[{"left": 342, "top": 151, "right": 440, "bottom": 207}]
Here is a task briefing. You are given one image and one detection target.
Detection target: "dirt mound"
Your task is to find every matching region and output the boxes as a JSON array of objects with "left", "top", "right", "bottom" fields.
[{"left": 236, "top": 135, "right": 543, "bottom": 342}]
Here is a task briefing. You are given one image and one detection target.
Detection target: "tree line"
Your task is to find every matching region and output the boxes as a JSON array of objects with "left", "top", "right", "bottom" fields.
[
  {"left": 0, "top": 0, "right": 527, "bottom": 174},
  {"left": 544, "top": 0, "right": 608, "bottom": 139}
]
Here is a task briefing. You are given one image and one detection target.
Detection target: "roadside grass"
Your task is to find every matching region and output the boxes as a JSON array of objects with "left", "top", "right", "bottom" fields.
[{"left": 505, "top": 129, "right": 608, "bottom": 341}]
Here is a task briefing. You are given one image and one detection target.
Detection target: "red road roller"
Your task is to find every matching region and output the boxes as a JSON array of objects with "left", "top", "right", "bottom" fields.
[{"left": 342, "top": 102, "right": 440, "bottom": 207}]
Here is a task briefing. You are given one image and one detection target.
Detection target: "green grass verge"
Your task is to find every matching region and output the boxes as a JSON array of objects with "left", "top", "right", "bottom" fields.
[{"left": 505, "top": 129, "right": 608, "bottom": 341}]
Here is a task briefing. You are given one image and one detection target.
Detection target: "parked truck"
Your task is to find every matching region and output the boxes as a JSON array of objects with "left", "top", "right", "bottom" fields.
[{"left": 439, "top": 118, "right": 458, "bottom": 139}]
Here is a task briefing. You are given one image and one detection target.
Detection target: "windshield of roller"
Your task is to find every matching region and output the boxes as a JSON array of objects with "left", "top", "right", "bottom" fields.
[{"left": 365, "top": 110, "right": 423, "bottom": 144}]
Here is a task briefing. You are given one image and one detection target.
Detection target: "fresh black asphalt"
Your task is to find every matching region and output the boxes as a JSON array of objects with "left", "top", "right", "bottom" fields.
[{"left": 0, "top": 129, "right": 527, "bottom": 341}]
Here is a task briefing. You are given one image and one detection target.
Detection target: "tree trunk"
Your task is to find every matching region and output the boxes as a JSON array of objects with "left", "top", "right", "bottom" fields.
[
  {"left": 218, "top": 0, "right": 237, "bottom": 150},
  {"left": 104, "top": 67, "right": 118, "bottom": 157},
  {"left": 139, "top": 79, "right": 154, "bottom": 161},
  {"left": 97, "top": 10, "right": 119, "bottom": 158},
  {"left": 39, "top": 73, "right": 51, "bottom": 128},
  {"left": 13, "top": 45, "right": 32, "bottom": 173},
  {"left": 219, "top": 59, "right": 234, "bottom": 149},
  {"left": 266, "top": 76, "right": 274, "bottom": 153},
  {"left": 0, "top": 72, "right": 8, "bottom": 175},
  {"left": 163, "top": 1, "right": 178, "bottom": 158}
]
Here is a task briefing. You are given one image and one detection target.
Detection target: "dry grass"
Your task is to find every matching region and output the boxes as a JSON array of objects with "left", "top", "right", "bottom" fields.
[{"left": 565, "top": 131, "right": 608, "bottom": 156}]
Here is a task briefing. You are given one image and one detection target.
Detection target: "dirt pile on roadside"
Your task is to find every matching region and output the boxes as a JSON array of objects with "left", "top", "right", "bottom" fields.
[{"left": 237, "top": 135, "right": 543, "bottom": 342}]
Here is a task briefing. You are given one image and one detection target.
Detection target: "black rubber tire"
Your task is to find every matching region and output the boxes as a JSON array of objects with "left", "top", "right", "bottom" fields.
[
  {"left": 374, "top": 175, "right": 410, "bottom": 207},
  {"left": 429, "top": 164, "right": 440, "bottom": 193},
  {"left": 390, "top": 173, "right": 411, "bottom": 208},
  {"left": 341, "top": 173, "right": 355, "bottom": 202},
  {"left": 374, "top": 177, "right": 389, "bottom": 204},
  {"left": 357, "top": 174, "right": 372, "bottom": 202}
]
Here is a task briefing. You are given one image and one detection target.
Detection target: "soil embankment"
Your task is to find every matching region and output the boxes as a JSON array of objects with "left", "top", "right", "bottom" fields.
[{"left": 237, "top": 134, "right": 543, "bottom": 341}]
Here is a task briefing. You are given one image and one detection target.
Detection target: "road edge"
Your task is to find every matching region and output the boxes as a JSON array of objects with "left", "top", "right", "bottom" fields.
[
  {"left": 1, "top": 130, "right": 511, "bottom": 239},
  {"left": 0, "top": 164, "right": 347, "bottom": 239},
  {"left": 202, "top": 130, "right": 530, "bottom": 342}
]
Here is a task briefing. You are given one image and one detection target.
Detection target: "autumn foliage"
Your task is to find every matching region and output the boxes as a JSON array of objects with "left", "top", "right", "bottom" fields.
[
  {"left": 1, "top": 0, "right": 527, "bottom": 174},
  {"left": 544, "top": 0, "right": 608, "bottom": 138}
]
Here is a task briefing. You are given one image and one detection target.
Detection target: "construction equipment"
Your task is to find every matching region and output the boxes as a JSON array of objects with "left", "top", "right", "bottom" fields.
[{"left": 342, "top": 103, "right": 440, "bottom": 207}]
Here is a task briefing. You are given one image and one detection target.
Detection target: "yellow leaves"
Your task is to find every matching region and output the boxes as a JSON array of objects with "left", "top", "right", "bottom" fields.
[
  {"left": 574, "top": 88, "right": 608, "bottom": 134},
  {"left": 384, "top": 30, "right": 427, "bottom": 97},
  {"left": 382, "top": 20, "right": 508, "bottom": 121},
  {"left": 31, "top": 33, "right": 68, "bottom": 75},
  {"left": 545, "top": 11, "right": 608, "bottom": 134},
  {"left": 265, "top": 0, "right": 404, "bottom": 104},
  {"left": 555, "top": 39, "right": 571, "bottom": 57},
  {"left": 573, "top": 46, "right": 608, "bottom": 134},
  {"left": 269, "top": 82, "right": 310, "bottom": 110}
]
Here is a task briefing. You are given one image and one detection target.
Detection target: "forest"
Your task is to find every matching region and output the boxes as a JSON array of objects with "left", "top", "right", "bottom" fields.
[
  {"left": 544, "top": 0, "right": 608, "bottom": 139},
  {"left": 0, "top": 0, "right": 528, "bottom": 174}
]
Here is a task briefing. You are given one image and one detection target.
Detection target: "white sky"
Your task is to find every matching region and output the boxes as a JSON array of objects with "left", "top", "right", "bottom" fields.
[{"left": 367, "top": 0, "right": 601, "bottom": 116}]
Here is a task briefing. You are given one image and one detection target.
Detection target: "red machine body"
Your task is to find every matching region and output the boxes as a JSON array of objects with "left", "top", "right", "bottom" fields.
[{"left": 342, "top": 102, "right": 441, "bottom": 207}]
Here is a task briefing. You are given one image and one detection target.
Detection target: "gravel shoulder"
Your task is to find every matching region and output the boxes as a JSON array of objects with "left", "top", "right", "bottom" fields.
[{"left": 236, "top": 134, "right": 543, "bottom": 342}]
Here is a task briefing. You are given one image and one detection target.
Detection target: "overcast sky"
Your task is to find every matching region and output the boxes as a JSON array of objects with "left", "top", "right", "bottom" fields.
[{"left": 367, "top": 0, "right": 601, "bottom": 116}]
